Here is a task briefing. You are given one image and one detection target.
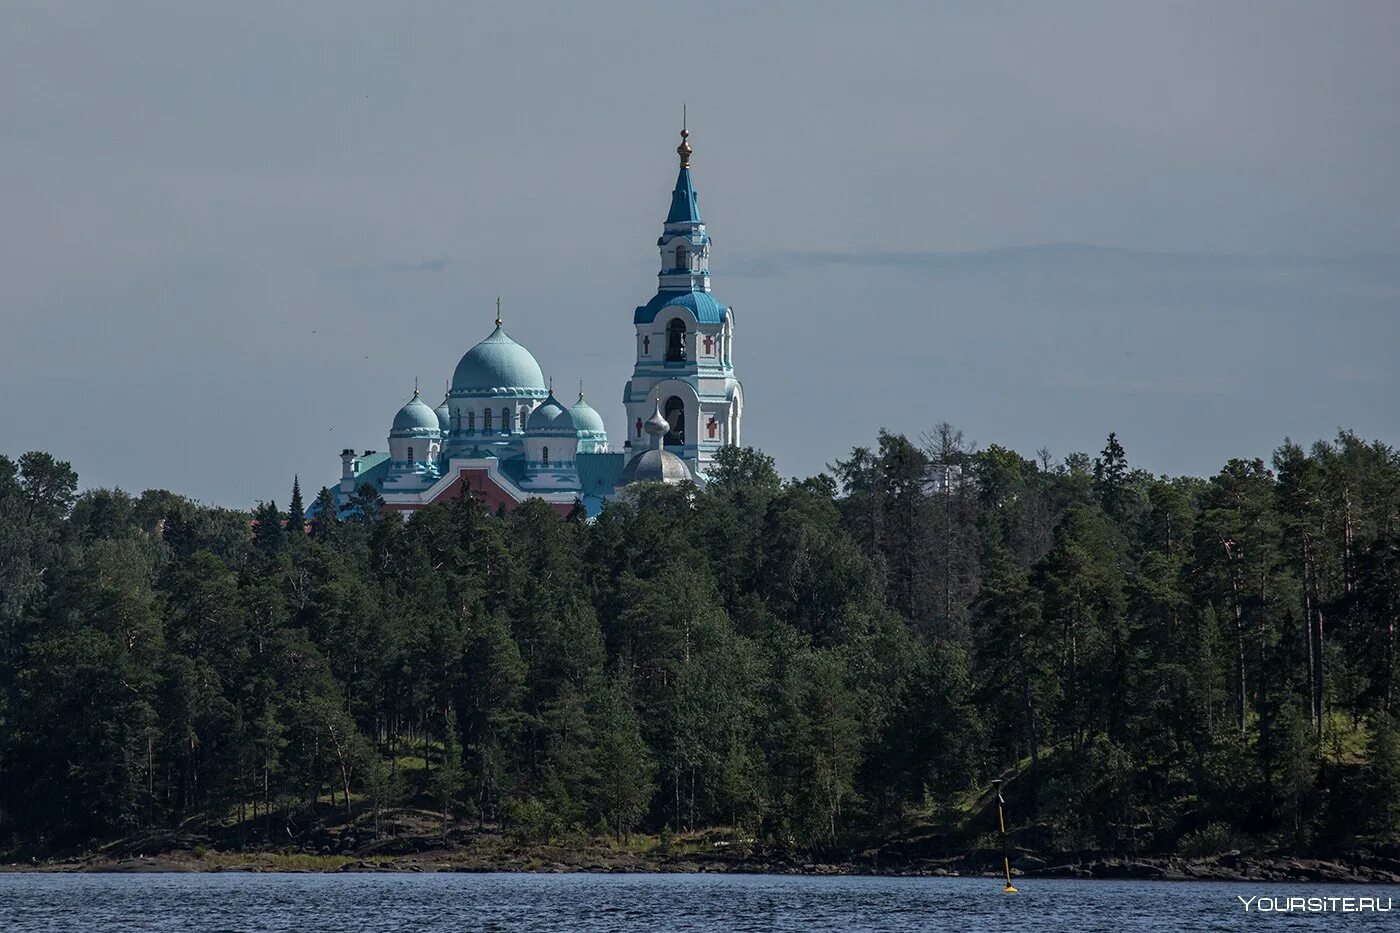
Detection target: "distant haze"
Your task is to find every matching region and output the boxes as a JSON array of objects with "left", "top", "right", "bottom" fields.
[{"left": 2, "top": 2, "right": 1397, "bottom": 506}]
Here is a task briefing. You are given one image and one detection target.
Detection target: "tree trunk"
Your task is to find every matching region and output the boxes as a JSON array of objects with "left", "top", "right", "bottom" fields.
[{"left": 1223, "top": 539, "right": 1247, "bottom": 735}]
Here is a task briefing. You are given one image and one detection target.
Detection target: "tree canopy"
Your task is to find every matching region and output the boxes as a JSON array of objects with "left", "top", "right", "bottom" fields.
[{"left": 1, "top": 426, "right": 1398, "bottom": 857}]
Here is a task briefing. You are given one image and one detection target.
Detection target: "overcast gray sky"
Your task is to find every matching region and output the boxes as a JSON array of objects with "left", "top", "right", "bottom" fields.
[{"left": 3, "top": 1, "right": 1398, "bottom": 507}]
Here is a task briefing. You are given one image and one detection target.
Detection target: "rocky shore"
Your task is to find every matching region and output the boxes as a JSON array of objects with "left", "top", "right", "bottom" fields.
[{"left": 6, "top": 841, "right": 1400, "bottom": 884}]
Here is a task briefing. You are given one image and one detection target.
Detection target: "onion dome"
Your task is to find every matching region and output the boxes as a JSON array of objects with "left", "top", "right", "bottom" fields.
[
  {"left": 451, "top": 321, "right": 547, "bottom": 397},
  {"left": 618, "top": 448, "right": 692, "bottom": 485},
  {"left": 570, "top": 391, "right": 607, "bottom": 438},
  {"left": 644, "top": 401, "right": 671, "bottom": 438},
  {"left": 391, "top": 389, "right": 441, "bottom": 437},
  {"left": 619, "top": 399, "right": 691, "bottom": 485},
  {"left": 526, "top": 392, "right": 576, "bottom": 436},
  {"left": 435, "top": 385, "right": 451, "bottom": 433}
]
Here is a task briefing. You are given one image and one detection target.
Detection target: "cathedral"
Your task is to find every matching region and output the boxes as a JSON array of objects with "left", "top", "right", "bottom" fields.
[{"left": 328, "top": 127, "right": 744, "bottom": 517}]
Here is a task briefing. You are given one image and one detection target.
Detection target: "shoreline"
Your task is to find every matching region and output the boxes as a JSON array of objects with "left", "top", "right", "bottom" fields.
[{"left": 4, "top": 850, "right": 1398, "bottom": 884}]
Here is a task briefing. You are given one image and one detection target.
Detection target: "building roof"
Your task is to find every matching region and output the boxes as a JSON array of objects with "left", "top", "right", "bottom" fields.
[
  {"left": 569, "top": 394, "right": 607, "bottom": 437},
  {"left": 526, "top": 393, "right": 576, "bottom": 435},
  {"left": 577, "top": 451, "right": 625, "bottom": 496},
  {"left": 451, "top": 324, "right": 548, "bottom": 397},
  {"left": 666, "top": 166, "right": 702, "bottom": 225},
  {"left": 618, "top": 447, "right": 693, "bottom": 485},
  {"left": 633, "top": 289, "right": 728, "bottom": 325},
  {"left": 391, "top": 391, "right": 442, "bottom": 436}
]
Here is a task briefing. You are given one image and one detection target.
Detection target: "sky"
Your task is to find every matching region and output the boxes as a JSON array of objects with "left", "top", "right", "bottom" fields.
[{"left": 2, "top": 1, "right": 1398, "bottom": 507}]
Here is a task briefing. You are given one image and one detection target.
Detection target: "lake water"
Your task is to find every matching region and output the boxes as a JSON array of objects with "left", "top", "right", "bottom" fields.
[{"left": 0, "top": 872, "right": 1395, "bottom": 931}]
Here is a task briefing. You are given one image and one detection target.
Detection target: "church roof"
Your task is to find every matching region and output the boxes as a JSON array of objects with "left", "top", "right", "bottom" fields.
[
  {"left": 391, "top": 391, "right": 442, "bottom": 436},
  {"left": 569, "top": 394, "right": 607, "bottom": 437},
  {"left": 526, "top": 393, "right": 576, "bottom": 435},
  {"left": 451, "top": 323, "right": 548, "bottom": 397},
  {"left": 633, "top": 289, "right": 728, "bottom": 325},
  {"left": 666, "top": 166, "right": 702, "bottom": 225},
  {"left": 618, "top": 447, "right": 693, "bottom": 486}
]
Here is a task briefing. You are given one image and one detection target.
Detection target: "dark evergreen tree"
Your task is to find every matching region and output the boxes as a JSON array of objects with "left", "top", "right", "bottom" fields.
[{"left": 286, "top": 475, "right": 305, "bottom": 539}]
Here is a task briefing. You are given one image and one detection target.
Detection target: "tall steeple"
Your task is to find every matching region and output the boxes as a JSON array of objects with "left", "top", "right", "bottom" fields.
[
  {"left": 658, "top": 118, "right": 709, "bottom": 294},
  {"left": 666, "top": 114, "right": 701, "bottom": 226},
  {"left": 623, "top": 121, "right": 745, "bottom": 480}
]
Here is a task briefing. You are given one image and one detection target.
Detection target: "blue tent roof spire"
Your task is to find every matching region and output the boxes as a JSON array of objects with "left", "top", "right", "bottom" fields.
[{"left": 666, "top": 122, "right": 702, "bottom": 225}]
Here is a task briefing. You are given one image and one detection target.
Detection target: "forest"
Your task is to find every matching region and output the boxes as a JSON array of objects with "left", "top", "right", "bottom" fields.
[{"left": 1, "top": 427, "right": 1399, "bottom": 864}]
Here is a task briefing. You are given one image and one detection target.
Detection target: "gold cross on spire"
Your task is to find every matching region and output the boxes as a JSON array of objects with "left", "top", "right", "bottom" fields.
[{"left": 495, "top": 296, "right": 502, "bottom": 327}]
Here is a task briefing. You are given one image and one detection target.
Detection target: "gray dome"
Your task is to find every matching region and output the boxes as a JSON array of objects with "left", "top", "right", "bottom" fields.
[
  {"left": 391, "top": 392, "right": 442, "bottom": 436},
  {"left": 451, "top": 324, "right": 547, "bottom": 396},
  {"left": 618, "top": 447, "right": 692, "bottom": 485}
]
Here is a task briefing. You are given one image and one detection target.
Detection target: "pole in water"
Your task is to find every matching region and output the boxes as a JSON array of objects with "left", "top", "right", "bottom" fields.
[{"left": 991, "top": 779, "right": 1017, "bottom": 893}]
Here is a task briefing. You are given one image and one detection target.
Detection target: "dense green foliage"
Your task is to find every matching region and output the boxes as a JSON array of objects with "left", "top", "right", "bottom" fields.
[{"left": 2, "top": 429, "right": 1398, "bottom": 856}]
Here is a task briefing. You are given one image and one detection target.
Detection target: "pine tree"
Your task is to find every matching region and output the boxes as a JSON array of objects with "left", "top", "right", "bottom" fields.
[
  {"left": 1093, "top": 432, "right": 1130, "bottom": 523},
  {"left": 250, "top": 500, "right": 284, "bottom": 556},
  {"left": 285, "top": 475, "right": 305, "bottom": 538},
  {"left": 588, "top": 676, "right": 655, "bottom": 841},
  {"left": 310, "top": 487, "right": 339, "bottom": 539}
]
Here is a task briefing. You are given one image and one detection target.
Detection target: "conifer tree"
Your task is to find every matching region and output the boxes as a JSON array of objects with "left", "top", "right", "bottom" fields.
[
  {"left": 285, "top": 475, "right": 305, "bottom": 538},
  {"left": 310, "top": 487, "right": 339, "bottom": 539}
]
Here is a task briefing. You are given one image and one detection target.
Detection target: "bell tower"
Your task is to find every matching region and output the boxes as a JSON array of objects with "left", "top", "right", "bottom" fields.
[{"left": 622, "top": 121, "right": 744, "bottom": 479}]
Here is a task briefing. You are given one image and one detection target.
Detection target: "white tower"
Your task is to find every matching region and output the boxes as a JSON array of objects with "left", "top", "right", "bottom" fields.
[{"left": 622, "top": 124, "right": 743, "bottom": 479}]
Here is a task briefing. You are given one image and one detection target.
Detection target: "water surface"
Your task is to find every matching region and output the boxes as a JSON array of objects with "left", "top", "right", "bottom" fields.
[{"left": 0, "top": 872, "right": 1394, "bottom": 931}]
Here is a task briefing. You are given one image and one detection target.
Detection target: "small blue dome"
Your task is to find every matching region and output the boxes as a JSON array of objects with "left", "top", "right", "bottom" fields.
[
  {"left": 434, "top": 397, "right": 451, "bottom": 433},
  {"left": 569, "top": 395, "right": 607, "bottom": 437},
  {"left": 527, "top": 394, "right": 576, "bottom": 435},
  {"left": 451, "top": 324, "right": 547, "bottom": 397},
  {"left": 392, "top": 392, "right": 442, "bottom": 436}
]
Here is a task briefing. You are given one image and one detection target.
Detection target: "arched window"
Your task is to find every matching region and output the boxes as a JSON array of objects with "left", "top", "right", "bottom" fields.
[
  {"left": 643, "top": 335, "right": 650, "bottom": 356},
  {"left": 483, "top": 409, "right": 492, "bottom": 432},
  {"left": 663, "top": 396, "right": 685, "bottom": 447},
  {"left": 542, "top": 446, "right": 549, "bottom": 466},
  {"left": 666, "top": 318, "right": 686, "bottom": 362},
  {"left": 518, "top": 408, "right": 528, "bottom": 431},
  {"left": 407, "top": 446, "right": 414, "bottom": 463},
  {"left": 466, "top": 410, "right": 475, "bottom": 431},
  {"left": 635, "top": 417, "right": 643, "bottom": 438},
  {"left": 502, "top": 408, "right": 510, "bottom": 433},
  {"left": 707, "top": 418, "right": 717, "bottom": 440},
  {"left": 676, "top": 243, "right": 688, "bottom": 270}
]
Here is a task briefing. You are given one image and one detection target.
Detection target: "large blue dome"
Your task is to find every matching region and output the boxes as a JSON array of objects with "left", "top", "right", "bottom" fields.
[{"left": 451, "top": 324, "right": 547, "bottom": 397}]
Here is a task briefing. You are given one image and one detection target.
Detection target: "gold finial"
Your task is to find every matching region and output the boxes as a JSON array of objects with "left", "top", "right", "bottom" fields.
[
  {"left": 413, "top": 376, "right": 419, "bottom": 397},
  {"left": 578, "top": 379, "right": 584, "bottom": 401},
  {"left": 677, "top": 106, "right": 692, "bottom": 168},
  {"left": 495, "top": 296, "right": 502, "bottom": 327}
]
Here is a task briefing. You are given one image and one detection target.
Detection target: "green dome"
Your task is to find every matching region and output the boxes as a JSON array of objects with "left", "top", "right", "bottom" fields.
[
  {"left": 569, "top": 395, "right": 607, "bottom": 437},
  {"left": 526, "top": 394, "right": 576, "bottom": 436},
  {"left": 392, "top": 392, "right": 442, "bottom": 436},
  {"left": 451, "top": 324, "right": 547, "bottom": 397}
]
